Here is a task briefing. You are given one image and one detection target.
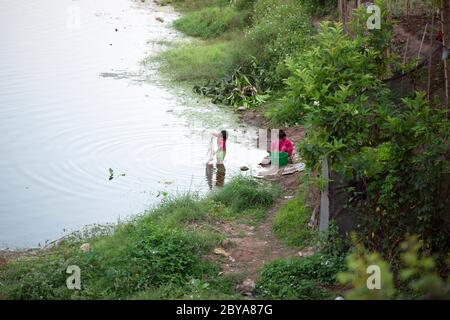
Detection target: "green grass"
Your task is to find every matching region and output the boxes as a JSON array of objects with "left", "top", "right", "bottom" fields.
[
  {"left": 159, "top": 41, "right": 240, "bottom": 81},
  {"left": 0, "top": 194, "right": 221, "bottom": 300},
  {"left": 148, "top": 194, "right": 208, "bottom": 226},
  {"left": 210, "top": 176, "right": 281, "bottom": 212},
  {"left": 160, "top": 0, "right": 230, "bottom": 12},
  {"left": 159, "top": 0, "right": 315, "bottom": 107},
  {"left": 255, "top": 255, "right": 346, "bottom": 299},
  {"left": 272, "top": 196, "right": 314, "bottom": 247},
  {"left": 173, "top": 7, "right": 247, "bottom": 39},
  {"left": 0, "top": 178, "right": 281, "bottom": 300},
  {"left": 129, "top": 274, "right": 244, "bottom": 300},
  {"left": 0, "top": 215, "right": 218, "bottom": 299}
]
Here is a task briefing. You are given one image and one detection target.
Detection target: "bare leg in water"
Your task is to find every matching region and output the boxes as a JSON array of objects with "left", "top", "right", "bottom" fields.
[
  {"left": 216, "top": 164, "right": 226, "bottom": 188},
  {"left": 205, "top": 163, "right": 213, "bottom": 190},
  {"left": 205, "top": 163, "right": 226, "bottom": 189}
]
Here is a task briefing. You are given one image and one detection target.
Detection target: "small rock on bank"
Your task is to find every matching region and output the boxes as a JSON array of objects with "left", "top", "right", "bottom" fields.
[
  {"left": 80, "top": 243, "right": 91, "bottom": 253},
  {"left": 213, "top": 247, "right": 230, "bottom": 257},
  {"left": 236, "top": 278, "right": 255, "bottom": 296}
]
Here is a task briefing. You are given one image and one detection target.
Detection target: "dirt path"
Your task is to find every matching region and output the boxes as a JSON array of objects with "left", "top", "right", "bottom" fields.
[
  {"left": 217, "top": 199, "right": 297, "bottom": 279},
  {"left": 211, "top": 173, "right": 303, "bottom": 296}
]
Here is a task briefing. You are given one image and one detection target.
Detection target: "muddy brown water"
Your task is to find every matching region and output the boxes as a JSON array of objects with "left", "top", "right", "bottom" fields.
[{"left": 0, "top": 0, "right": 266, "bottom": 249}]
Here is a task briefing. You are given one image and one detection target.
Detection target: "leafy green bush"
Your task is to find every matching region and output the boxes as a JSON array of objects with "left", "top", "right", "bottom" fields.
[
  {"left": 256, "top": 254, "right": 345, "bottom": 299},
  {"left": 243, "top": 0, "right": 314, "bottom": 89},
  {"left": 210, "top": 176, "right": 280, "bottom": 212},
  {"left": 235, "top": 0, "right": 257, "bottom": 10},
  {"left": 316, "top": 222, "right": 349, "bottom": 257},
  {"left": 338, "top": 236, "right": 450, "bottom": 300},
  {"left": 194, "top": 65, "right": 271, "bottom": 108},
  {"left": 269, "top": 21, "right": 449, "bottom": 257},
  {"left": 269, "top": 22, "right": 381, "bottom": 127},
  {"left": 358, "top": 93, "right": 449, "bottom": 254},
  {"left": 300, "top": 0, "right": 338, "bottom": 17},
  {"left": 173, "top": 7, "right": 247, "bottom": 38},
  {"left": 0, "top": 253, "right": 76, "bottom": 299},
  {"left": 349, "top": 1, "right": 395, "bottom": 79}
]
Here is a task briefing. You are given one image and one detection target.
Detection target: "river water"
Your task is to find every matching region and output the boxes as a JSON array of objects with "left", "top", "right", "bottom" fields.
[{"left": 0, "top": 0, "right": 266, "bottom": 249}]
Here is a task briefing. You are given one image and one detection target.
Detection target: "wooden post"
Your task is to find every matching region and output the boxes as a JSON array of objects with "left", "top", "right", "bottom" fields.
[
  {"left": 417, "top": 23, "right": 428, "bottom": 65},
  {"left": 319, "top": 158, "right": 330, "bottom": 232},
  {"left": 401, "top": 36, "right": 410, "bottom": 93},
  {"left": 427, "top": 12, "right": 435, "bottom": 100},
  {"left": 441, "top": 0, "right": 450, "bottom": 107},
  {"left": 339, "top": 0, "right": 348, "bottom": 33}
]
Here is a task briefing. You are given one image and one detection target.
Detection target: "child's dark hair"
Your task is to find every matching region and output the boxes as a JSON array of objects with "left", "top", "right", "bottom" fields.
[
  {"left": 279, "top": 129, "right": 287, "bottom": 139},
  {"left": 221, "top": 130, "right": 228, "bottom": 141}
]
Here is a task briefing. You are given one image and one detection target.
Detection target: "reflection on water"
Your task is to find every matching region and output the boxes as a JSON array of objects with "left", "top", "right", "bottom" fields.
[
  {"left": 0, "top": 0, "right": 267, "bottom": 248},
  {"left": 205, "top": 164, "right": 226, "bottom": 190}
]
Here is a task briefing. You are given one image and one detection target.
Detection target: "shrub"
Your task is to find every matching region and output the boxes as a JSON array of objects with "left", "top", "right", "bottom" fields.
[
  {"left": 173, "top": 7, "right": 247, "bottom": 38},
  {"left": 256, "top": 254, "right": 345, "bottom": 299},
  {"left": 243, "top": 0, "right": 314, "bottom": 89},
  {"left": 269, "top": 22, "right": 381, "bottom": 127},
  {"left": 193, "top": 64, "right": 272, "bottom": 108},
  {"left": 300, "top": 0, "right": 338, "bottom": 17},
  {"left": 268, "top": 21, "right": 449, "bottom": 258},
  {"left": 316, "top": 222, "right": 349, "bottom": 257},
  {"left": 356, "top": 93, "right": 449, "bottom": 255},
  {"left": 235, "top": 0, "right": 257, "bottom": 10},
  {"left": 0, "top": 253, "right": 77, "bottom": 299},
  {"left": 210, "top": 176, "right": 280, "bottom": 212},
  {"left": 338, "top": 236, "right": 450, "bottom": 300}
]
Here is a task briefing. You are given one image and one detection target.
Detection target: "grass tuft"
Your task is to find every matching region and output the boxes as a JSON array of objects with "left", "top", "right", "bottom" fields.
[
  {"left": 174, "top": 7, "right": 247, "bottom": 39},
  {"left": 210, "top": 176, "right": 280, "bottom": 212},
  {"left": 256, "top": 255, "right": 346, "bottom": 299},
  {"left": 159, "top": 41, "right": 240, "bottom": 81},
  {"left": 272, "top": 196, "right": 314, "bottom": 247}
]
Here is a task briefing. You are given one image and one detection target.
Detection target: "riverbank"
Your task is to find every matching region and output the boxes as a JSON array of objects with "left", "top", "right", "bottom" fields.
[
  {"left": 2, "top": 0, "right": 449, "bottom": 300},
  {"left": 0, "top": 0, "right": 345, "bottom": 300},
  {"left": 1, "top": 174, "right": 342, "bottom": 299},
  {"left": 151, "top": 0, "right": 450, "bottom": 299},
  {"left": 0, "top": 0, "right": 334, "bottom": 300}
]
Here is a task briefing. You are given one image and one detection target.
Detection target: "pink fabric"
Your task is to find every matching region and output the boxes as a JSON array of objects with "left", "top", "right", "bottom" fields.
[
  {"left": 271, "top": 138, "right": 294, "bottom": 157},
  {"left": 217, "top": 137, "right": 226, "bottom": 151}
]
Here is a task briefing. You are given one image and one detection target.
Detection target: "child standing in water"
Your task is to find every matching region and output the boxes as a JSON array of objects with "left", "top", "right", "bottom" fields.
[
  {"left": 206, "top": 130, "right": 228, "bottom": 190},
  {"left": 212, "top": 130, "right": 228, "bottom": 164}
]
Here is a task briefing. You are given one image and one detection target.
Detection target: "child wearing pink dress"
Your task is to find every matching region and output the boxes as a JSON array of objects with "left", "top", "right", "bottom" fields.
[{"left": 212, "top": 130, "right": 228, "bottom": 164}]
